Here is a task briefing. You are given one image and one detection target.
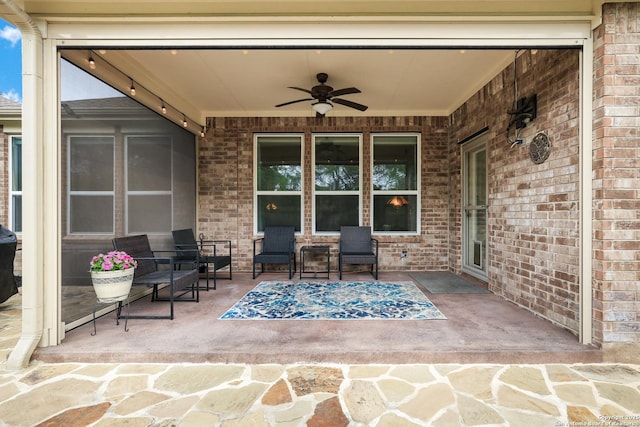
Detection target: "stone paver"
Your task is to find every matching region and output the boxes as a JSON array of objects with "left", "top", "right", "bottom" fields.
[
  {"left": 1, "top": 294, "right": 640, "bottom": 426},
  {"left": 0, "top": 362, "right": 637, "bottom": 426}
]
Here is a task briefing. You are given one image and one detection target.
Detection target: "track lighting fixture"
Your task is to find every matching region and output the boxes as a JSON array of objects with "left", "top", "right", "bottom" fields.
[{"left": 71, "top": 50, "right": 204, "bottom": 135}]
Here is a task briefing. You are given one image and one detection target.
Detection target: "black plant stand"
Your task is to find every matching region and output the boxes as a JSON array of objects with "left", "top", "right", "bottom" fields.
[{"left": 91, "top": 297, "right": 130, "bottom": 336}]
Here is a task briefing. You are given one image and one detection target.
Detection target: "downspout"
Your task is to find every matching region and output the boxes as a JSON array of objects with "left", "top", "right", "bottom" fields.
[{"left": 1, "top": 0, "right": 46, "bottom": 369}]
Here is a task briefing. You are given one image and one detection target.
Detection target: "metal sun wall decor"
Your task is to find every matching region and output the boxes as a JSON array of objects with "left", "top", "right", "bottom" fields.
[{"left": 529, "top": 132, "right": 551, "bottom": 164}]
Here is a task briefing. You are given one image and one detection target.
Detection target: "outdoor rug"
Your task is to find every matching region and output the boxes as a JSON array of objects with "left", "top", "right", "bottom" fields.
[
  {"left": 410, "top": 272, "right": 491, "bottom": 294},
  {"left": 219, "top": 281, "right": 447, "bottom": 320}
]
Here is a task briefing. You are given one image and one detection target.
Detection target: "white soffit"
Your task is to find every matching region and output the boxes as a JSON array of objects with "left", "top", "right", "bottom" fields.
[{"left": 22, "top": 0, "right": 603, "bottom": 17}]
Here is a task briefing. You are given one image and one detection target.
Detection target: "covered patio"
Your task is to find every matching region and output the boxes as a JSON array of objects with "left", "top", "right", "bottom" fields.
[
  {"left": 34, "top": 272, "right": 601, "bottom": 365},
  {"left": 4, "top": 1, "right": 640, "bottom": 369}
]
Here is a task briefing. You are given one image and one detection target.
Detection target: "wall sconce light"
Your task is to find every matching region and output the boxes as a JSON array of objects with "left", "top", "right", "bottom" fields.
[
  {"left": 506, "top": 94, "right": 537, "bottom": 147},
  {"left": 508, "top": 94, "right": 537, "bottom": 130},
  {"left": 387, "top": 196, "right": 408, "bottom": 207},
  {"left": 506, "top": 49, "right": 538, "bottom": 147},
  {"left": 266, "top": 203, "right": 278, "bottom": 211}
]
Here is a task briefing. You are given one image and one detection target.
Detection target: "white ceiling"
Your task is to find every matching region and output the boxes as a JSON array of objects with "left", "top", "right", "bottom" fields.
[{"left": 66, "top": 48, "right": 516, "bottom": 121}]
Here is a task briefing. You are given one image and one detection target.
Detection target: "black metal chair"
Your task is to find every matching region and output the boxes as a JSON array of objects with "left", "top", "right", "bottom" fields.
[
  {"left": 339, "top": 226, "right": 379, "bottom": 280},
  {"left": 112, "top": 234, "right": 199, "bottom": 320},
  {"left": 172, "top": 228, "right": 232, "bottom": 291},
  {"left": 253, "top": 226, "right": 296, "bottom": 279}
]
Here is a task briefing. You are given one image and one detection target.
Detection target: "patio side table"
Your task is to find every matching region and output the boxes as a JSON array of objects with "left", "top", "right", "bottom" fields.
[{"left": 300, "top": 245, "right": 331, "bottom": 279}]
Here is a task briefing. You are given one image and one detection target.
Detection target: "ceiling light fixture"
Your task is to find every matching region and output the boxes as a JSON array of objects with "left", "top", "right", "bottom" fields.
[
  {"left": 88, "top": 54, "right": 96, "bottom": 69},
  {"left": 129, "top": 79, "right": 136, "bottom": 96},
  {"left": 312, "top": 102, "right": 333, "bottom": 116},
  {"left": 182, "top": 116, "right": 188, "bottom": 128},
  {"left": 200, "top": 127, "right": 206, "bottom": 137},
  {"left": 160, "top": 99, "right": 167, "bottom": 114}
]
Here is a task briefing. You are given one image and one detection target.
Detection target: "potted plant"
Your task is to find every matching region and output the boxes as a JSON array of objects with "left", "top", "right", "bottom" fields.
[{"left": 89, "top": 251, "right": 137, "bottom": 303}]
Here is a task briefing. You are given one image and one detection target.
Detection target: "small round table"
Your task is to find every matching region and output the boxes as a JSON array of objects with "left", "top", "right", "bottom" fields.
[{"left": 300, "top": 245, "right": 331, "bottom": 279}]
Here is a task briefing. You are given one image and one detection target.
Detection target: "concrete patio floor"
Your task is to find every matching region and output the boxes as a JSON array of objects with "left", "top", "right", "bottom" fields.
[
  {"left": 34, "top": 272, "right": 601, "bottom": 364},
  {"left": 2, "top": 283, "right": 640, "bottom": 426}
]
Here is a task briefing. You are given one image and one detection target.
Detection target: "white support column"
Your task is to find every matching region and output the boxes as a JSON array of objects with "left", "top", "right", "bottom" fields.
[
  {"left": 579, "top": 36, "right": 594, "bottom": 345},
  {"left": 42, "top": 37, "right": 62, "bottom": 347}
]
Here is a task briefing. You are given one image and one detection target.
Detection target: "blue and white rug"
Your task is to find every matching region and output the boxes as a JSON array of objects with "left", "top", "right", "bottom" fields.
[{"left": 219, "top": 281, "right": 447, "bottom": 320}]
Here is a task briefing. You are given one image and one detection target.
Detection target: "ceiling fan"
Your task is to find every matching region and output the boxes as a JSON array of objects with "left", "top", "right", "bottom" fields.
[{"left": 275, "top": 72, "right": 368, "bottom": 117}]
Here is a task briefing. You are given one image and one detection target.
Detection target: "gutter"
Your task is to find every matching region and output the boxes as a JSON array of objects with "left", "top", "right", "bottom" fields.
[{"left": 1, "top": 0, "right": 45, "bottom": 370}]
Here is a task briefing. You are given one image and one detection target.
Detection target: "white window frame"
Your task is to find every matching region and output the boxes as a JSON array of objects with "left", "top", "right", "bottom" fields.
[
  {"left": 312, "top": 133, "right": 363, "bottom": 235},
  {"left": 8, "top": 135, "right": 22, "bottom": 233},
  {"left": 371, "top": 133, "right": 421, "bottom": 236},
  {"left": 125, "top": 135, "right": 174, "bottom": 235},
  {"left": 67, "top": 135, "right": 115, "bottom": 235},
  {"left": 253, "top": 133, "right": 304, "bottom": 235}
]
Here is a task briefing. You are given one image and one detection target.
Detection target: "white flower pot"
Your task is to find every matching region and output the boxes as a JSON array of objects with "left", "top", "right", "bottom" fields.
[{"left": 91, "top": 269, "right": 135, "bottom": 303}]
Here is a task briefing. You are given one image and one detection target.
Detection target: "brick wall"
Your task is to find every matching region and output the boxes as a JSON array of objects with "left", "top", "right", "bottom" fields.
[
  {"left": 199, "top": 42, "right": 634, "bottom": 348},
  {"left": 197, "top": 116, "right": 450, "bottom": 273},
  {"left": 593, "top": 3, "right": 640, "bottom": 351},
  {"left": 450, "top": 49, "right": 582, "bottom": 336}
]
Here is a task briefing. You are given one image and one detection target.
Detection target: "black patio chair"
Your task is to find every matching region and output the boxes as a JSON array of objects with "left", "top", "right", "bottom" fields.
[
  {"left": 112, "top": 234, "right": 199, "bottom": 320},
  {"left": 172, "top": 228, "right": 232, "bottom": 291},
  {"left": 253, "top": 226, "right": 296, "bottom": 279},
  {"left": 339, "top": 226, "right": 379, "bottom": 280}
]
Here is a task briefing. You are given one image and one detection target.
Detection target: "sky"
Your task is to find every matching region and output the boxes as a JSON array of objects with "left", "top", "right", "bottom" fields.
[
  {"left": 0, "top": 18, "right": 22, "bottom": 102},
  {"left": 0, "top": 18, "right": 121, "bottom": 103}
]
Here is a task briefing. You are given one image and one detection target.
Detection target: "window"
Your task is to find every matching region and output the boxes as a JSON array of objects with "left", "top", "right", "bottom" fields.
[
  {"left": 127, "top": 136, "right": 173, "bottom": 233},
  {"left": 9, "top": 136, "right": 22, "bottom": 233},
  {"left": 314, "top": 134, "right": 361, "bottom": 233},
  {"left": 255, "top": 134, "right": 303, "bottom": 233},
  {"left": 68, "top": 136, "right": 115, "bottom": 233},
  {"left": 372, "top": 134, "right": 420, "bottom": 234}
]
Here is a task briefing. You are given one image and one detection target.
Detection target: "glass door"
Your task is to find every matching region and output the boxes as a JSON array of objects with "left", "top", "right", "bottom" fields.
[{"left": 462, "top": 135, "right": 488, "bottom": 280}]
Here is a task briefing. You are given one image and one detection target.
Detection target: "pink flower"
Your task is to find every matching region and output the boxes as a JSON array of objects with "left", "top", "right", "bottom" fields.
[{"left": 90, "top": 250, "right": 137, "bottom": 272}]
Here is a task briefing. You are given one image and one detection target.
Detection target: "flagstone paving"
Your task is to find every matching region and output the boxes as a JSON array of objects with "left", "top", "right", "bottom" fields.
[{"left": 2, "top": 294, "right": 640, "bottom": 426}]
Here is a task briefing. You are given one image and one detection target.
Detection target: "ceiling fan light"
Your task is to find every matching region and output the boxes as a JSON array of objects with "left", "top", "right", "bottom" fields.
[{"left": 312, "top": 102, "right": 333, "bottom": 115}]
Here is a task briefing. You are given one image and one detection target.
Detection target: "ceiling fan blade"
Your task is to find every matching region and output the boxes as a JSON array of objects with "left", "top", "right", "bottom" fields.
[
  {"left": 275, "top": 98, "right": 314, "bottom": 107},
  {"left": 332, "top": 98, "right": 368, "bottom": 112},
  {"left": 288, "top": 86, "right": 313, "bottom": 95},
  {"left": 329, "top": 87, "right": 361, "bottom": 97}
]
